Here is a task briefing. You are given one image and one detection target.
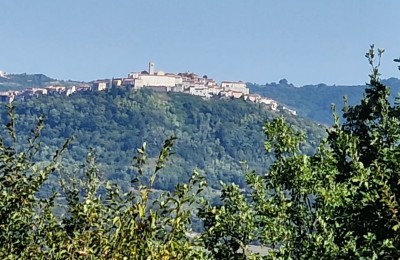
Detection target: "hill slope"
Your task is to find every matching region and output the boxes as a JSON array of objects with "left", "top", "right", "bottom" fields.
[
  {"left": 0, "top": 73, "right": 86, "bottom": 91},
  {"left": 248, "top": 77, "right": 400, "bottom": 124},
  {"left": 0, "top": 88, "right": 325, "bottom": 192}
]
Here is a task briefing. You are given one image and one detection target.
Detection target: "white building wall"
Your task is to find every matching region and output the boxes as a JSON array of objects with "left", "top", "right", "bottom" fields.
[
  {"left": 221, "top": 81, "right": 249, "bottom": 94},
  {"left": 175, "top": 77, "right": 183, "bottom": 85},
  {"left": 209, "top": 87, "right": 223, "bottom": 95},
  {"left": 260, "top": 98, "right": 278, "bottom": 110},
  {"left": 134, "top": 78, "right": 143, "bottom": 89},
  {"left": 189, "top": 87, "right": 211, "bottom": 97},
  {"left": 139, "top": 75, "right": 177, "bottom": 87}
]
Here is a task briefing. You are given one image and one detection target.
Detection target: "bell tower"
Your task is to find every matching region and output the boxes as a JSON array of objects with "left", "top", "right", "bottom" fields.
[{"left": 149, "top": 62, "right": 155, "bottom": 75}]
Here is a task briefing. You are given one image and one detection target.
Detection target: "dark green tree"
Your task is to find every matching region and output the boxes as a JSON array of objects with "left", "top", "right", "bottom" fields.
[
  {"left": 0, "top": 107, "right": 210, "bottom": 259},
  {"left": 201, "top": 46, "right": 400, "bottom": 258}
]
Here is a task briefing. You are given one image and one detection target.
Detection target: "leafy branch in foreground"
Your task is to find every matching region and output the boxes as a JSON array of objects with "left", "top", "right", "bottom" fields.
[
  {"left": 0, "top": 104, "right": 71, "bottom": 258},
  {"left": 2, "top": 46, "right": 400, "bottom": 259},
  {"left": 200, "top": 46, "right": 400, "bottom": 259},
  {"left": 0, "top": 111, "right": 210, "bottom": 259}
]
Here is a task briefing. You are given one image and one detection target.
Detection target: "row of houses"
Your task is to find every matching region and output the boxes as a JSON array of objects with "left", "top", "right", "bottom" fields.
[
  {"left": 91, "top": 62, "right": 296, "bottom": 114},
  {"left": 0, "top": 64, "right": 297, "bottom": 116},
  {"left": 93, "top": 62, "right": 250, "bottom": 97},
  {"left": 0, "top": 85, "right": 91, "bottom": 103}
]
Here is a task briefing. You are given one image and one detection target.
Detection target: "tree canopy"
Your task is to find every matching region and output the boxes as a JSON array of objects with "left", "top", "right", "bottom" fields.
[
  {"left": 1, "top": 46, "right": 400, "bottom": 259},
  {"left": 0, "top": 88, "right": 323, "bottom": 195},
  {"left": 202, "top": 46, "right": 400, "bottom": 258}
]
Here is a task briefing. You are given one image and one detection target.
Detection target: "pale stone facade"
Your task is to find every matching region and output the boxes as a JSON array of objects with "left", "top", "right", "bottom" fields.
[{"left": 221, "top": 81, "right": 249, "bottom": 95}]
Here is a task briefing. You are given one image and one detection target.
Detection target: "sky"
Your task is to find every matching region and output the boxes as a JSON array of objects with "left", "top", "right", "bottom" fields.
[{"left": 1, "top": 1, "right": 400, "bottom": 86}]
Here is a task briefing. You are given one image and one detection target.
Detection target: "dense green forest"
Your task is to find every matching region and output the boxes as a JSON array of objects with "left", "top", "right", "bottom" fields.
[
  {"left": 248, "top": 77, "right": 400, "bottom": 124},
  {"left": 0, "top": 88, "right": 325, "bottom": 193},
  {"left": 2, "top": 47, "right": 400, "bottom": 258}
]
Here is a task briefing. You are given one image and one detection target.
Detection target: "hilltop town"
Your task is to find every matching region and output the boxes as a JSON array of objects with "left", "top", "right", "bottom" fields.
[{"left": 0, "top": 63, "right": 296, "bottom": 115}]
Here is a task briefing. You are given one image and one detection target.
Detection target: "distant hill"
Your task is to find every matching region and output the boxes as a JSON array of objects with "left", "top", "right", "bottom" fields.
[
  {"left": 248, "top": 77, "right": 400, "bottom": 124},
  {"left": 0, "top": 88, "right": 325, "bottom": 194},
  {"left": 0, "top": 73, "right": 86, "bottom": 91},
  {"left": 5, "top": 73, "right": 400, "bottom": 126}
]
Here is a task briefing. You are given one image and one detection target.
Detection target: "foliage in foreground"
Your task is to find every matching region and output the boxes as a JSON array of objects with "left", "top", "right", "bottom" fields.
[
  {"left": 0, "top": 117, "right": 208, "bottom": 259},
  {"left": 1, "top": 46, "right": 400, "bottom": 259},
  {"left": 201, "top": 46, "right": 400, "bottom": 259}
]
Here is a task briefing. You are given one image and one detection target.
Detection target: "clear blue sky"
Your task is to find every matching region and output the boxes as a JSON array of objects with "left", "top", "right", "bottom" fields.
[{"left": 1, "top": 1, "right": 400, "bottom": 86}]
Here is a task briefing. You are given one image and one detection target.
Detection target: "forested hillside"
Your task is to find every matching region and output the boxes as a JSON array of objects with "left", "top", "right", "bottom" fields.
[
  {"left": 0, "top": 88, "right": 325, "bottom": 192},
  {"left": 248, "top": 77, "right": 400, "bottom": 124},
  {"left": 3, "top": 48, "right": 400, "bottom": 258}
]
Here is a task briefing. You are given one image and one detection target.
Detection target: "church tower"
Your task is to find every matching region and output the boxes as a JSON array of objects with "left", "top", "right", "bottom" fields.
[{"left": 149, "top": 62, "right": 155, "bottom": 75}]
